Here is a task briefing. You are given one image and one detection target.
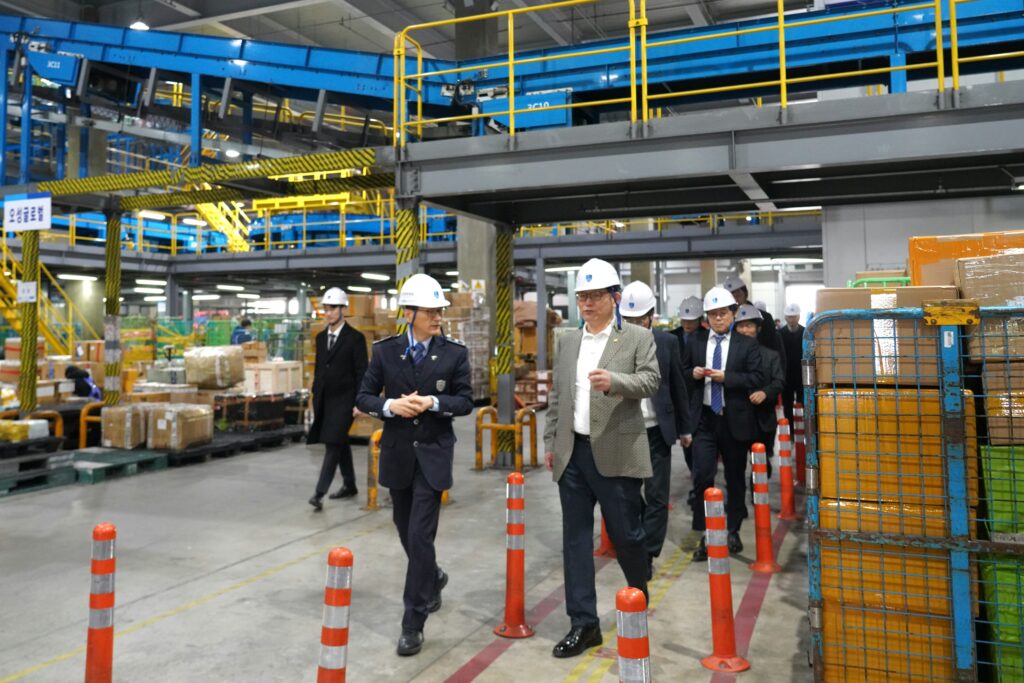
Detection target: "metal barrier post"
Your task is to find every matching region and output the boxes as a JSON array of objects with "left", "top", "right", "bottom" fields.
[
  {"left": 80, "top": 402, "right": 105, "bottom": 449},
  {"left": 475, "top": 406, "right": 497, "bottom": 471}
]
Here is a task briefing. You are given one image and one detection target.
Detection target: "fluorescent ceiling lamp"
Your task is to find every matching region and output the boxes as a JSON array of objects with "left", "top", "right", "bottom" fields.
[
  {"left": 237, "top": 293, "right": 261, "bottom": 300},
  {"left": 216, "top": 284, "right": 245, "bottom": 292},
  {"left": 143, "top": 296, "right": 166, "bottom": 303},
  {"left": 57, "top": 273, "right": 97, "bottom": 282},
  {"left": 136, "top": 278, "right": 167, "bottom": 286},
  {"left": 129, "top": 19, "right": 149, "bottom": 30},
  {"left": 1016, "top": 183, "right": 1024, "bottom": 191},
  {"left": 224, "top": 149, "right": 240, "bottom": 159},
  {"left": 133, "top": 287, "right": 164, "bottom": 295},
  {"left": 445, "top": 271, "right": 459, "bottom": 277},
  {"left": 192, "top": 294, "right": 221, "bottom": 301},
  {"left": 544, "top": 265, "right": 581, "bottom": 273},
  {"left": 231, "top": 59, "right": 248, "bottom": 68},
  {"left": 772, "top": 177, "right": 822, "bottom": 184},
  {"left": 138, "top": 210, "right": 166, "bottom": 221},
  {"left": 361, "top": 272, "right": 390, "bottom": 282},
  {"left": 348, "top": 285, "right": 373, "bottom": 293},
  {"left": 181, "top": 218, "right": 207, "bottom": 226},
  {"left": 779, "top": 205, "right": 822, "bottom": 212},
  {"left": 387, "top": 288, "right": 398, "bottom": 295}
]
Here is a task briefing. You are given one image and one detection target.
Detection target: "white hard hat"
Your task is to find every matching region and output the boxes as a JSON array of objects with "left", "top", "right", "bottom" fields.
[
  {"left": 735, "top": 304, "right": 762, "bottom": 325},
  {"left": 703, "top": 286, "right": 737, "bottom": 312},
  {"left": 678, "top": 296, "right": 703, "bottom": 320},
  {"left": 619, "top": 281, "right": 657, "bottom": 317},
  {"left": 722, "top": 275, "right": 747, "bottom": 293},
  {"left": 784, "top": 303, "right": 801, "bottom": 317},
  {"left": 575, "top": 258, "right": 621, "bottom": 292},
  {"left": 322, "top": 287, "right": 349, "bottom": 307},
  {"left": 398, "top": 273, "right": 450, "bottom": 308},
  {"left": 754, "top": 300, "right": 767, "bottom": 312}
]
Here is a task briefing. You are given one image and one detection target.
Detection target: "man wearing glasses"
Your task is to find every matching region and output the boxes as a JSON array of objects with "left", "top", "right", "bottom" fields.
[
  {"left": 543, "top": 258, "right": 661, "bottom": 659},
  {"left": 357, "top": 273, "right": 474, "bottom": 657}
]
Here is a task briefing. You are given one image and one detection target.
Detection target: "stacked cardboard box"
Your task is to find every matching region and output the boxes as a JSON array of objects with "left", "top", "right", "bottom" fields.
[
  {"left": 101, "top": 404, "right": 149, "bottom": 449},
  {"left": 36, "top": 380, "right": 75, "bottom": 405},
  {"left": 0, "top": 419, "right": 50, "bottom": 441},
  {"left": 244, "top": 361, "right": 303, "bottom": 394},
  {"left": 184, "top": 346, "right": 245, "bottom": 390},
  {"left": 241, "top": 341, "right": 268, "bottom": 364},
  {"left": 4, "top": 337, "right": 45, "bottom": 361},
  {"left": 909, "top": 230, "right": 1024, "bottom": 286},
  {"left": 147, "top": 404, "right": 214, "bottom": 451}
]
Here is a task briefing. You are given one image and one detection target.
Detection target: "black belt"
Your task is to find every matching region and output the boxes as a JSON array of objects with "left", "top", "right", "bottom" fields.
[{"left": 573, "top": 432, "right": 590, "bottom": 442}]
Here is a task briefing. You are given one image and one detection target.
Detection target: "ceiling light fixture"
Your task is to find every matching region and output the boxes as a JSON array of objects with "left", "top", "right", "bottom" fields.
[
  {"left": 347, "top": 285, "right": 373, "bottom": 293},
  {"left": 361, "top": 272, "right": 390, "bottom": 282},
  {"left": 237, "top": 293, "right": 261, "bottom": 300},
  {"left": 136, "top": 278, "right": 167, "bottom": 286},
  {"left": 138, "top": 210, "right": 167, "bottom": 221},
  {"left": 216, "top": 284, "right": 245, "bottom": 292},
  {"left": 224, "top": 149, "right": 241, "bottom": 159},
  {"left": 544, "top": 265, "right": 581, "bottom": 273},
  {"left": 181, "top": 218, "right": 207, "bottom": 227},
  {"left": 57, "top": 273, "right": 98, "bottom": 282},
  {"left": 445, "top": 271, "right": 459, "bottom": 277},
  {"left": 133, "top": 287, "right": 164, "bottom": 295},
  {"left": 143, "top": 295, "right": 166, "bottom": 303},
  {"left": 192, "top": 294, "right": 221, "bottom": 301},
  {"left": 129, "top": 19, "right": 149, "bottom": 30}
]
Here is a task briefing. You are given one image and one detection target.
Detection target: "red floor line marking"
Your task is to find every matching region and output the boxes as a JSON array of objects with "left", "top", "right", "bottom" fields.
[
  {"left": 709, "top": 518, "right": 792, "bottom": 683},
  {"left": 444, "top": 586, "right": 566, "bottom": 683}
]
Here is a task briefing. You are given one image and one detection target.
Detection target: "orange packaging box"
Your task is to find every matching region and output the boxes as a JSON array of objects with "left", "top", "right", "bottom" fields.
[{"left": 909, "top": 229, "right": 1024, "bottom": 286}]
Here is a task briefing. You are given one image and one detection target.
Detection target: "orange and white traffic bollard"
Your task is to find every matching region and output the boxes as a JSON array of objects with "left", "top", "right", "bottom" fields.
[
  {"left": 749, "top": 443, "right": 781, "bottom": 574},
  {"left": 495, "top": 472, "right": 534, "bottom": 638},
  {"left": 317, "top": 548, "right": 353, "bottom": 683},
  {"left": 701, "top": 489, "right": 750, "bottom": 673},
  {"left": 616, "top": 587, "right": 651, "bottom": 683},
  {"left": 793, "top": 403, "right": 806, "bottom": 487},
  {"left": 774, "top": 394, "right": 784, "bottom": 422},
  {"left": 86, "top": 523, "right": 116, "bottom": 683},
  {"left": 594, "top": 517, "right": 617, "bottom": 558},
  {"left": 777, "top": 419, "right": 797, "bottom": 521}
]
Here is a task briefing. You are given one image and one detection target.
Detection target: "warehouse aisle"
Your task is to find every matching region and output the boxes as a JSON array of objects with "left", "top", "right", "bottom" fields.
[{"left": 0, "top": 415, "right": 810, "bottom": 682}]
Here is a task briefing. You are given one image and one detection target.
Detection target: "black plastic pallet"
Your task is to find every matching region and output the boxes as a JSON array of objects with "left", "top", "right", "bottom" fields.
[
  {"left": 0, "top": 436, "right": 65, "bottom": 459},
  {"left": 73, "top": 449, "right": 170, "bottom": 484},
  {"left": 0, "top": 452, "right": 75, "bottom": 479},
  {"left": 0, "top": 467, "right": 77, "bottom": 497},
  {"left": 166, "top": 433, "right": 245, "bottom": 466}
]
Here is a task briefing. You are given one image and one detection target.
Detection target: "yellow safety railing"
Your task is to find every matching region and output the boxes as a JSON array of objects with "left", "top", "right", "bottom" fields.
[
  {"left": 516, "top": 208, "right": 822, "bottom": 238},
  {"left": 949, "top": 0, "right": 1024, "bottom": 92}
]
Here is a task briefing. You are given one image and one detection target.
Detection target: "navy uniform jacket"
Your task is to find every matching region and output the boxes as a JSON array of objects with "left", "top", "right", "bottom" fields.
[
  {"left": 651, "top": 329, "right": 691, "bottom": 445},
  {"left": 356, "top": 334, "right": 474, "bottom": 492}
]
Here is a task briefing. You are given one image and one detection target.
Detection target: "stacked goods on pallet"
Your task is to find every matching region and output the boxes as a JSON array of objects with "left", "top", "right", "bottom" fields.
[
  {"left": 217, "top": 393, "right": 287, "bottom": 432},
  {"left": 184, "top": 346, "right": 245, "bottom": 390},
  {"left": 146, "top": 404, "right": 214, "bottom": 451},
  {"left": 147, "top": 361, "right": 189, "bottom": 385},
  {"left": 129, "top": 382, "right": 199, "bottom": 404},
  {"left": 345, "top": 294, "right": 390, "bottom": 344},
  {"left": 35, "top": 379, "right": 75, "bottom": 405},
  {"left": 121, "top": 327, "right": 156, "bottom": 364},
  {"left": 513, "top": 300, "right": 561, "bottom": 407},
  {"left": 73, "top": 340, "right": 106, "bottom": 388},
  {"left": 101, "top": 405, "right": 148, "bottom": 449},
  {"left": 244, "top": 360, "right": 303, "bottom": 394},
  {"left": 241, "top": 341, "right": 268, "bottom": 365},
  {"left": 909, "top": 229, "right": 1024, "bottom": 286},
  {"left": 45, "top": 355, "right": 73, "bottom": 380},
  {"left": 4, "top": 337, "right": 45, "bottom": 361},
  {"left": 0, "top": 420, "right": 50, "bottom": 441}
]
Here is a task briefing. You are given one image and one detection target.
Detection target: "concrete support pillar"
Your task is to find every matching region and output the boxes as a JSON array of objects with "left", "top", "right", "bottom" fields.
[
  {"left": 628, "top": 218, "right": 655, "bottom": 285},
  {"left": 17, "top": 230, "right": 39, "bottom": 414},
  {"left": 456, "top": 214, "right": 496, "bottom": 344},
  {"left": 68, "top": 279, "right": 104, "bottom": 341},
  {"left": 535, "top": 255, "right": 547, "bottom": 372},
  {"left": 102, "top": 210, "right": 123, "bottom": 406},
  {"left": 700, "top": 259, "right": 718, "bottom": 293},
  {"left": 566, "top": 272, "right": 579, "bottom": 327},
  {"left": 494, "top": 224, "right": 515, "bottom": 465},
  {"left": 455, "top": 0, "right": 499, "bottom": 61},
  {"left": 166, "top": 278, "right": 181, "bottom": 317},
  {"left": 66, "top": 121, "right": 108, "bottom": 178}
]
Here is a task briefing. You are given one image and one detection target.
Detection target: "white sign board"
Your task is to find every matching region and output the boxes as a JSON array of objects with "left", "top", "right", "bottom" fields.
[
  {"left": 3, "top": 192, "right": 52, "bottom": 231},
  {"left": 471, "top": 279, "right": 486, "bottom": 292},
  {"left": 16, "top": 280, "right": 38, "bottom": 304}
]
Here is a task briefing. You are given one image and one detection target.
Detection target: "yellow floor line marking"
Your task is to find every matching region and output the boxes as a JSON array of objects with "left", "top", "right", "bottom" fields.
[
  {"left": 1, "top": 519, "right": 391, "bottom": 683},
  {"left": 562, "top": 531, "right": 701, "bottom": 683}
]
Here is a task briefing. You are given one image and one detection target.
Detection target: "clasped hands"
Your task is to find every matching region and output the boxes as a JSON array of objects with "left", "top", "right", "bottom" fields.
[{"left": 390, "top": 391, "right": 433, "bottom": 418}]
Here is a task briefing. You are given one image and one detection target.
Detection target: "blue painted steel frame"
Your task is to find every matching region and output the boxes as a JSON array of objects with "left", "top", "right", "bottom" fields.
[{"left": 0, "top": 49, "right": 7, "bottom": 184}]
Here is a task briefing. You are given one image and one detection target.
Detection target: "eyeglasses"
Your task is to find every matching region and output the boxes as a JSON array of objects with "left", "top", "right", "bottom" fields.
[
  {"left": 706, "top": 308, "right": 733, "bottom": 319},
  {"left": 575, "top": 291, "right": 609, "bottom": 303},
  {"left": 413, "top": 308, "right": 444, "bottom": 318}
]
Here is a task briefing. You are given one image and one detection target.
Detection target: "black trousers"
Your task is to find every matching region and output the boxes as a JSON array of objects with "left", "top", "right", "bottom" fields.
[
  {"left": 641, "top": 426, "right": 672, "bottom": 559},
  {"left": 315, "top": 441, "right": 355, "bottom": 496},
  {"left": 559, "top": 435, "right": 649, "bottom": 628},
  {"left": 691, "top": 407, "right": 751, "bottom": 533},
  {"left": 781, "top": 385, "right": 804, "bottom": 430},
  {"left": 390, "top": 462, "right": 442, "bottom": 631}
]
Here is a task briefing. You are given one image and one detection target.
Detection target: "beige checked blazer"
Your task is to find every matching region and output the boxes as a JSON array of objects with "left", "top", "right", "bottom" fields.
[{"left": 543, "top": 322, "right": 661, "bottom": 481}]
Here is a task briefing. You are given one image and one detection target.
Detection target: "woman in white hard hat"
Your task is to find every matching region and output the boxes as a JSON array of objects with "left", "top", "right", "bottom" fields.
[
  {"left": 734, "top": 303, "right": 785, "bottom": 478},
  {"left": 308, "top": 287, "right": 367, "bottom": 510},
  {"left": 722, "top": 274, "right": 787, "bottom": 376},
  {"left": 356, "top": 273, "right": 473, "bottom": 657},
  {"left": 543, "top": 258, "right": 661, "bottom": 658}
]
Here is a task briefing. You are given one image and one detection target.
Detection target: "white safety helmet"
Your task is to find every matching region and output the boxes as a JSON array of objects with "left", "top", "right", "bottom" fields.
[
  {"left": 321, "top": 287, "right": 349, "bottom": 307},
  {"left": 784, "top": 303, "right": 801, "bottom": 317},
  {"left": 703, "top": 286, "right": 737, "bottom": 312},
  {"left": 619, "top": 281, "right": 657, "bottom": 317},
  {"left": 575, "top": 258, "right": 621, "bottom": 292},
  {"left": 678, "top": 296, "right": 703, "bottom": 321},
  {"left": 754, "top": 300, "right": 767, "bottom": 312},
  {"left": 722, "top": 275, "right": 747, "bottom": 293},
  {"left": 735, "top": 304, "right": 762, "bottom": 325},
  {"left": 398, "top": 273, "right": 450, "bottom": 308}
]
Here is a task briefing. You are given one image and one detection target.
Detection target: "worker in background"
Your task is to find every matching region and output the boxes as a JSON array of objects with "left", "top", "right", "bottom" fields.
[
  {"left": 619, "top": 281, "right": 691, "bottom": 581},
  {"left": 230, "top": 317, "right": 254, "bottom": 345},
  {"left": 307, "top": 288, "right": 367, "bottom": 510},
  {"left": 356, "top": 273, "right": 473, "bottom": 657},
  {"left": 722, "top": 275, "right": 786, "bottom": 375},
  {"left": 683, "top": 286, "right": 764, "bottom": 561},
  {"left": 734, "top": 304, "right": 785, "bottom": 478},
  {"left": 543, "top": 258, "right": 660, "bottom": 659},
  {"left": 669, "top": 295, "right": 707, "bottom": 483},
  {"left": 65, "top": 365, "right": 101, "bottom": 400},
  {"left": 779, "top": 303, "right": 806, "bottom": 426}
]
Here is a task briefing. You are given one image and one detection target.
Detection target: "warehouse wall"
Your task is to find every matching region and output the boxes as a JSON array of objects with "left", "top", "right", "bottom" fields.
[{"left": 822, "top": 195, "right": 1024, "bottom": 286}]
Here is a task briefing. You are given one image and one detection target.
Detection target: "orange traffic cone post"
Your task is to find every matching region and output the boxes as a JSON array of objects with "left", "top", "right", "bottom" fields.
[
  {"left": 793, "top": 403, "right": 806, "bottom": 487},
  {"left": 749, "top": 443, "right": 781, "bottom": 574},
  {"left": 594, "top": 517, "right": 617, "bottom": 558},
  {"left": 701, "top": 488, "right": 751, "bottom": 673},
  {"left": 777, "top": 419, "right": 797, "bottom": 521},
  {"left": 495, "top": 472, "right": 534, "bottom": 638},
  {"left": 616, "top": 587, "right": 651, "bottom": 683},
  {"left": 86, "top": 523, "right": 116, "bottom": 683},
  {"left": 317, "top": 548, "right": 352, "bottom": 683}
]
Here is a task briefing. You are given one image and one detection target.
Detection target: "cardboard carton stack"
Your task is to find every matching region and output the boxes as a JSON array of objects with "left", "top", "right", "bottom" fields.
[
  {"left": 447, "top": 291, "right": 490, "bottom": 402},
  {"left": 147, "top": 404, "right": 214, "bottom": 451},
  {"left": 184, "top": 346, "right": 245, "bottom": 390},
  {"left": 513, "top": 300, "right": 561, "bottom": 407}
]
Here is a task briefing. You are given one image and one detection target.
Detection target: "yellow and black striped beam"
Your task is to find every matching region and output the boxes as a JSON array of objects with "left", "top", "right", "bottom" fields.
[
  {"left": 120, "top": 188, "right": 249, "bottom": 211},
  {"left": 393, "top": 205, "right": 420, "bottom": 335},
  {"left": 289, "top": 173, "right": 396, "bottom": 196},
  {"left": 495, "top": 226, "right": 516, "bottom": 456}
]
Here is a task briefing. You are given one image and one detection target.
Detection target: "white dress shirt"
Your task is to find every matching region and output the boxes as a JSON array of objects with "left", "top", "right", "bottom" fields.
[
  {"left": 573, "top": 320, "right": 614, "bottom": 435},
  {"left": 326, "top": 321, "right": 345, "bottom": 349},
  {"left": 703, "top": 331, "right": 731, "bottom": 408},
  {"left": 640, "top": 397, "right": 658, "bottom": 428}
]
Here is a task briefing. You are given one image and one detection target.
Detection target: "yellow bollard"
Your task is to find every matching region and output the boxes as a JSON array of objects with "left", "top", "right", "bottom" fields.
[{"left": 364, "top": 429, "right": 382, "bottom": 511}]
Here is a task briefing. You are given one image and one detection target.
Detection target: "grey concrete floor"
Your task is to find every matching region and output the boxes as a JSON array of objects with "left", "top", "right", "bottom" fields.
[{"left": 0, "top": 413, "right": 811, "bottom": 682}]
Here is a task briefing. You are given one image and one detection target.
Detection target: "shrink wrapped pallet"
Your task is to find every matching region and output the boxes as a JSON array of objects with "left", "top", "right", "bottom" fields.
[
  {"left": 101, "top": 404, "right": 147, "bottom": 449},
  {"left": 184, "top": 346, "right": 245, "bottom": 389},
  {"left": 0, "top": 419, "right": 50, "bottom": 441},
  {"left": 147, "top": 404, "right": 214, "bottom": 451}
]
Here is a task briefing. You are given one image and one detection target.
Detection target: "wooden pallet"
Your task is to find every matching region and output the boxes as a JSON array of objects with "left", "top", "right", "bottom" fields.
[
  {"left": 0, "top": 467, "right": 77, "bottom": 497},
  {"left": 73, "top": 448, "right": 170, "bottom": 484},
  {"left": 0, "top": 436, "right": 66, "bottom": 459}
]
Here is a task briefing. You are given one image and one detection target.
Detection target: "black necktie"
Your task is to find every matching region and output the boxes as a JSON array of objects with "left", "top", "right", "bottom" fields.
[{"left": 328, "top": 333, "right": 336, "bottom": 350}]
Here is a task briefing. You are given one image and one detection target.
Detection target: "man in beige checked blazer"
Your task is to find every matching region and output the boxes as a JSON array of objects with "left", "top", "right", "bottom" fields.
[{"left": 543, "top": 258, "right": 661, "bottom": 659}]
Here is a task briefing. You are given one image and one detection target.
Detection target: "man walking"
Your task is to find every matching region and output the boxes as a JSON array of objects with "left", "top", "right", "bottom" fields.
[
  {"left": 779, "top": 303, "right": 805, "bottom": 426},
  {"left": 669, "top": 295, "right": 707, "bottom": 481},
  {"left": 734, "top": 304, "right": 785, "bottom": 478},
  {"left": 543, "top": 258, "right": 660, "bottom": 658},
  {"left": 308, "top": 288, "right": 366, "bottom": 510},
  {"left": 722, "top": 275, "right": 786, "bottom": 374},
  {"left": 357, "top": 273, "right": 473, "bottom": 657},
  {"left": 619, "top": 281, "right": 691, "bottom": 581}
]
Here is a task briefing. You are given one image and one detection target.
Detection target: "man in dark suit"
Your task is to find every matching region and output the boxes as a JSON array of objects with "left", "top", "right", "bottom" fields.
[
  {"left": 356, "top": 273, "right": 473, "bottom": 657},
  {"left": 722, "top": 275, "right": 786, "bottom": 377},
  {"left": 620, "top": 281, "right": 692, "bottom": 581},
  {"left": 779, "top": 303, "right": 805, "bottom": 426},
  {"left": 735, "top": 304, "right": 786, "bottom": 478},
  {"left": 683, "top": 286, "right": 764, "bottom": 560},
  {"left": 308, "top": 287, "right": 367, "bottom": 510},
  {"left": 669, "top": 295, "right": 707, "bottom": 483}
]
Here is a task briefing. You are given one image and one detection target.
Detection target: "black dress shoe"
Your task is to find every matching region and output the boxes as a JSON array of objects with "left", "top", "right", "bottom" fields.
[
  {"left": 728, "top": 531, "right": 743, "bottom": 554},
  {"left": 427, "top": 567, "right": 448, "bottom": 613},
  {"left": 308, "top": 495, "right": 323, "bottom": 511},
  {"left": 692, "top": 537, "right": 708, "bottom": 562},
  {"left": 328, "top": 485, "right": 358, "bottom": 500},
  {"left": 552, "top": 625, "right": 602, "bottom": 658},
  {"left": 396, "top": 629, "right": 424, "bottom": 656}
]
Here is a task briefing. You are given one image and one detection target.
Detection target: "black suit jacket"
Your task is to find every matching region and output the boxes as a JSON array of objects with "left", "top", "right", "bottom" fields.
[
  {"left": 356, "top": 334, "right": 473, "bottom": 492},
  {"left": 308, "top": 323, "right": 367, "bottom": 445},
  {"left": 651, "top": 330, "right": 691, "bottom": 445},
  {"left": 669, "top": 326, "right": 708, "bottom": 366},
  {"left": 754, "top": 346, "right": 786, "bottom": 433},
  {"left": 758, "top": 310, "right": 787, "bottom": 378},
  {"left": 779, "top": 324, "right": 805, "bottom": 389},
  {"left": 682, "top": 330, "right": 764, "bottom": 443}
]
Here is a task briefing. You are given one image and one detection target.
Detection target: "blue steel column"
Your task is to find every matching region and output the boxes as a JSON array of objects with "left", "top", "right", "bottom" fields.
[
  {"left": 55, "top": 103, "right": 66, "bottom": 179},
  {"left": 889, "top": 53, "right": 908, "bottom": 93},
  {"left": 938, "top": 321, "right": 975, "bottom": 680},
  {"left": 242, "top": 90, "right": 253, "bottom": 146},
  {"left": 20, "top": 60, "right": 32, "bottom": 183},
  {"left": 78, "top": 103, "right": 90, "bottom": 178},
  {"left": 802, "top": 322, "right": 823, "bottom": 680},
  {"left": 0, "top": 49, "right": 8, "bottom": 185},
  {"left": 190, "top": 73, "right": 202, "bottom": 167}
]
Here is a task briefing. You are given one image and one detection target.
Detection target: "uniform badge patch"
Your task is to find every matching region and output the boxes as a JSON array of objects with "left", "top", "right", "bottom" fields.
[{"left": 436, "top": 379, "right": 446, "bottom": 392}]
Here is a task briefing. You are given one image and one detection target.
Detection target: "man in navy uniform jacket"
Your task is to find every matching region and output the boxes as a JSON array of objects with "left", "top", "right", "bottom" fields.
[{"left": 356, "top": 273, "right": 473, "bottom": 657}]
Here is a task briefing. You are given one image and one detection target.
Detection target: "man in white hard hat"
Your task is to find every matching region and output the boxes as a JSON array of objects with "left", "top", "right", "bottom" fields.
[
  {"left": 544, "top": 258, "right": 660, "bottom": 658},
  {"left": 683, "top": 286, "right": 764, "bottom": 561},
  {"left": 308, "top": 287, "right": 366, "bottom": 510},
  {"left": 619, "top": 280, "right": 692, "bottom": 581},
  {"left": 357, "top": 273, "right": 473, "bottom": 657},
  {"left": 669, "top": 295, "right": 707, "bottom": 483},
  {"left": 722, "top": 274, "right": 787, "bottom": 376},
  {"left": 734, "top": 303, "right": 785, "bottom": 478},
  {"left": 779, "top": 302, "right": 805, "bottom": 426}
]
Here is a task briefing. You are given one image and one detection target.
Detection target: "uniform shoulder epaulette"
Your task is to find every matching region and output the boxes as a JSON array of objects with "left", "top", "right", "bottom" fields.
[
  {"left": 445, "top": 337, "right": 466, "bottom": 347},
  {"left": 373, "top": 335, "right": 400, "bottom": 345}
]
